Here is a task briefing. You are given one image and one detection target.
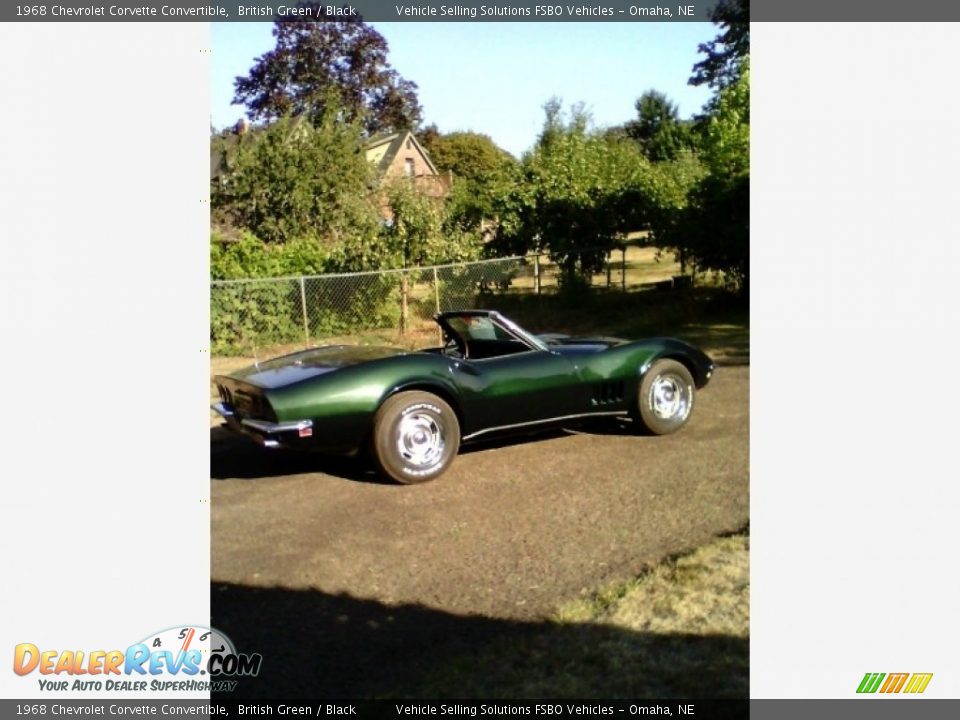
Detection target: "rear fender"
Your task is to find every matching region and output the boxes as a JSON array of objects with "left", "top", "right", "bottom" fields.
[{"left": 381, "top": 380, "right": 465, "bottom": 432}]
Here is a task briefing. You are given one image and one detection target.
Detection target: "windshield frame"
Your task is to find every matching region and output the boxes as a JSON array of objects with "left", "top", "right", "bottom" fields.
[{"left": 435, "top": 311, "right": 551, "bottom": 354}]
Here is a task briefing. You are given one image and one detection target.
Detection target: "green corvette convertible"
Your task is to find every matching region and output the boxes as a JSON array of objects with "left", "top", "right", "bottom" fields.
[{"left": 212, "top": 310, "right": 715, "bottom": 483}]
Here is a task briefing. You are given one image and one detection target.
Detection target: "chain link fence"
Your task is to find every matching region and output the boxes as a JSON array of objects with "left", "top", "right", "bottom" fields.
[
  {"left": 211, "top": 256, "right": 526, "bottom": 356},
  {"left": 211, "top": 248, "right": 682, "bottom": 357}
]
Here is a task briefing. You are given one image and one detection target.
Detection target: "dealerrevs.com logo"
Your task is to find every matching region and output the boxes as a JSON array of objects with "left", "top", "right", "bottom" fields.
[
  {"left": 857, "top": 672, "right": 933, "bottom": 695},
  {"left": 13, "top": 625, "right": 261, "bottom": 693}
]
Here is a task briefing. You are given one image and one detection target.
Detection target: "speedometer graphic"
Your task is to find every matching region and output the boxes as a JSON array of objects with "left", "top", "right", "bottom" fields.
[{"left": 136, "top": 625, "right": 238, "bottom": 676}]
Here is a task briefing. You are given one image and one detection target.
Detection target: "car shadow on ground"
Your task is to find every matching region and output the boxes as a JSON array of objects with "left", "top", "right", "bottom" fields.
[
  {"left": 211, "top": 581, "right": 748, "bottom": 701},
  {"left": 210, "top": 425, "right": 387, "bottom": 484},
  {"left": 210, "top": 422, "right": 647, "bottom": 483}
]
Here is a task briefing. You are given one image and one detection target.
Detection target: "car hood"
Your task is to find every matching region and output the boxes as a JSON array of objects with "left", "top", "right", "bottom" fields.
[{"left": 224, "top": 345, "right": 408, "bottom": 389}]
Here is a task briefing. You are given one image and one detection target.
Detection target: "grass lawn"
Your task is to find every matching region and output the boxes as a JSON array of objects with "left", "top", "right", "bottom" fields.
[{"left": 391, "top": 530, "right": 749, "bottom": 698}]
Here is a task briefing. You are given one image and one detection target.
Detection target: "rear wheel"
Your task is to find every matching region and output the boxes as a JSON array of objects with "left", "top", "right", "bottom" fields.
[
  {"left": 372, "top": 391, "right": 460, "bottom": 484},
  {"left": 635, "top": 359, "right": 696, "bottom": 435}
]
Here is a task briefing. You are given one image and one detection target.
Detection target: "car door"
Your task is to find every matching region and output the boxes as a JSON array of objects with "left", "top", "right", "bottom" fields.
[{"left": 451, "top": 349, "right": 589, "bottom": 437}]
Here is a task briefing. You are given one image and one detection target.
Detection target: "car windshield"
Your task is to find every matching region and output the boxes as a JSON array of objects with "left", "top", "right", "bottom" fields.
[
  {"left": 494, "top": 314, "right": 550, "bottom": 351},
  {"left": 445, "top": 313, "right": 549, "bottom": 352},
  {"left": 446, "top": 316, "right": 511, "bottom": 342}
]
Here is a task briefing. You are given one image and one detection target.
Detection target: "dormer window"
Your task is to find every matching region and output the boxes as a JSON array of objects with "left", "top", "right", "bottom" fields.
[{"left": 404, "top": 158, "right": 415, "bottom": 176}]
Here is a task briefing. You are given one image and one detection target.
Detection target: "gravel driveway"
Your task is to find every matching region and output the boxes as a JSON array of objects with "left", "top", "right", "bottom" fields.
[{"left": 211, "top": 365, "right": 748, "bottom": 620}]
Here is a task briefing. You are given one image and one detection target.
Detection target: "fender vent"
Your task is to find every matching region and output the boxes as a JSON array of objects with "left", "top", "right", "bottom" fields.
[{"left": 592, "top": 381, "right": 625, "bottom": 405}]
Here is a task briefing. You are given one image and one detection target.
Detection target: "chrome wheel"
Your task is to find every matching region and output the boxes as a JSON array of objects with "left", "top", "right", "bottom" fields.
[
  {"left": 635, "top": 359, "right": 696, "bottom": 436},
  {"left": 648, "top": 372, "right": 691, "bottom": 422},
  {"left": 373, "top": 392, "right": 460, "bottom": 484},
  {"left": 396, "top": 411, "right": 446, "bottom": 468}
]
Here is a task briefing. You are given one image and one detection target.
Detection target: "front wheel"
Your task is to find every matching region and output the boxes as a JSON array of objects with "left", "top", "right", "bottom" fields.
[
  {"left": 635, "top": 359, "right": 696, "bottom": 435},
  {"left": 371, "top": 391, "right": 460, "bottom": 484}
]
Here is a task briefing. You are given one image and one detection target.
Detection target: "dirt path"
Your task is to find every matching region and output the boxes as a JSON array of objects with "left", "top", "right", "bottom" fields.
[{"left": 211, "top": 365, "right": 748, "bottom": 622}]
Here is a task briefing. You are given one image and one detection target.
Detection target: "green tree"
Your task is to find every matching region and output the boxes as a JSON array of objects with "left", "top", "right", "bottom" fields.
[
  {"left": 681, "top": 59, "right": 750, "bottom": 290},
  {"left": 492, "top": 100, "right": 651, "bottom": 288},
  {"left": 381, "top": 178, "right": 482, "bottom": 267},
  {"left": 698, "top": 58, "right": 749, "bottom": 177},
  {"left": 211, "top": 114, "right": 380, "bottom": 246},
  {"left": 689, "top": 0, "right": 750, "bottom": 89},
  {"left": 421, "top": 131, "right": 517, "bottom": 232},
  {"left": 210, "top": 232, "right": 333, "bottom": 280},
  {"left": 425, "top": 131, "right": 515, "bottom": 182},
  {"left": 417, "top": 122, "right": 442, "bottom": 155},
  {"left": 233, "top": 13, "right": 422, "bottom": 135},
  {"left": 331, "top": 176, "right": 484, "bottom": 272},
  {"left": 626, "top": 90, "right": 692, "bottom": 162},
  {"left": 634, "top": 151, "right": 706, "bottom": 272}
]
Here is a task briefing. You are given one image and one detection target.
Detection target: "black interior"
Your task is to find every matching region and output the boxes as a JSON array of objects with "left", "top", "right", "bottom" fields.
[
  {"left": 462, "top": 338, "right": 532, "bottom": 360},
  {"left": 434, "top": 334, "right": 532, "bottom": 360}
]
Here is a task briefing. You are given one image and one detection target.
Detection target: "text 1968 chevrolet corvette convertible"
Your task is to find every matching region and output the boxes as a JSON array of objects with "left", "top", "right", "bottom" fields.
[{"left": 212, "top": 310, "right": 715, "bottom": 483}]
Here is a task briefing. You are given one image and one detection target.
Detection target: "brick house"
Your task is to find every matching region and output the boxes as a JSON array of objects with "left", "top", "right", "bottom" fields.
[{"left": 364, "top": 131, "right": 452, "bottom": 219}]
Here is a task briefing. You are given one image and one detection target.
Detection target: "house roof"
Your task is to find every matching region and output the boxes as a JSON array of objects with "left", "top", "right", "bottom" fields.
[
  {"left": 212, "top": 125, "right": 441, "bottom": 182},
  {"left": 364, "top": 130, "right": 440, "bottom": 175}
]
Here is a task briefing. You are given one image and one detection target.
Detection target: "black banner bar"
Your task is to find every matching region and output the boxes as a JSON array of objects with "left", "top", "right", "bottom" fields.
[
  {"left": 5, "top": 699, "right": 960, "bottom": 718},
  {"left": 0, "top": 697, "right": 960, "bottom": 720},
  {"left": 6, "top": 0, "right": 960, "bottom": 22},
  {"left": 3, "top": 1, "right": 721, "bottom": 22},
  {"left": 0, "top": 699, "right": 748, "bottom": 719}
]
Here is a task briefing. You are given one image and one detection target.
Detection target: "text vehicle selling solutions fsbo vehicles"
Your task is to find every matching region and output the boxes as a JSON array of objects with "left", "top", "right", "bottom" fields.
[{"left": 212, "top": 310, "right": 715, "bottom": 483}]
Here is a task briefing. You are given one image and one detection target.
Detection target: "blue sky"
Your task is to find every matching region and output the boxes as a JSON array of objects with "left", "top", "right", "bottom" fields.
[{"left": 211, "top": 22, "right": 717, "bottom": 157}]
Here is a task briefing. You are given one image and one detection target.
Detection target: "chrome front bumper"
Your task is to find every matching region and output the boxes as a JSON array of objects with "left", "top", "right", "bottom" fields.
[{"left": 211, "top": 402, "right": 313, "bottom": 448}]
